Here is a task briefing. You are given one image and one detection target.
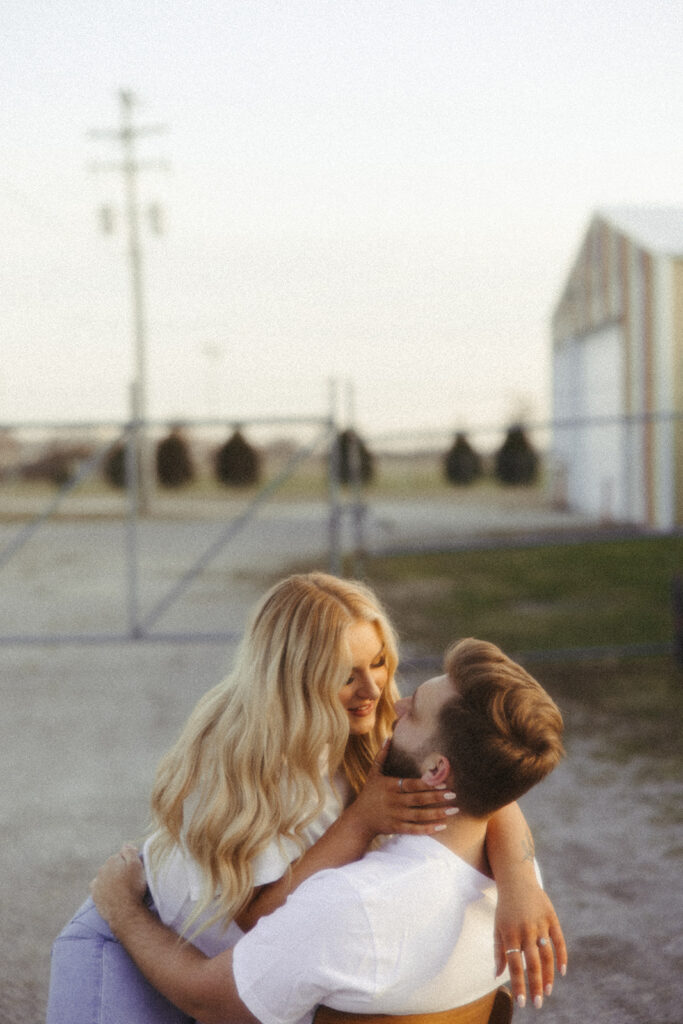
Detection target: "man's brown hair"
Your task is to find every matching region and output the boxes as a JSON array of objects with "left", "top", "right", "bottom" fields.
[{"left": 437, "top": 638, "right": 565, "bottom": 817}]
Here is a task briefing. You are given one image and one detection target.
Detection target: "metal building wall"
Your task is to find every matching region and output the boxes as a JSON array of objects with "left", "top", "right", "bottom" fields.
[
  {"left": 553, "top": 213, "right": 683, "bottom": 529},
  {"left": 674, "top": 262, "right": 683, "bottom": 524},
  {"left": 551, "top": 219, "right": 643, "bottom": 525}
]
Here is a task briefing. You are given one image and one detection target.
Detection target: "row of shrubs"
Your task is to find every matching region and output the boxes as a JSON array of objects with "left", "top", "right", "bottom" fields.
[
  {"left": 103, "top": 428, "right": 370, "bottom": 489},
  {"left": 106, "top": 425, "right": 538, "bottom": 489},
  {"left": 444, "top": 427, "right": 538, "bottom": 486},
  {"left": 12, "top": 425, "right": 539, "bottom": 490},
  {"left": 104, "top": 429, "right": 261, "bottom": 489},
  {"left": 329, "top": 427, "right": 538, "bottom": 487}
]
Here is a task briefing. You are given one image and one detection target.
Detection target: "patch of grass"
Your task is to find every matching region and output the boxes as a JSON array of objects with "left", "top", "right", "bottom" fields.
[
  {"left": 364, "top": 537, "right": 682, "bottom": 655},
  {"left": 362, "top": 540, "right": 683, "bottom": 776}
]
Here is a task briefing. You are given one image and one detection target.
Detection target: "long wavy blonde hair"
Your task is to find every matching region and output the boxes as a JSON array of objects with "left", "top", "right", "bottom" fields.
[{"left": 146, "top": 572, "right": 399, "bottom": 935}]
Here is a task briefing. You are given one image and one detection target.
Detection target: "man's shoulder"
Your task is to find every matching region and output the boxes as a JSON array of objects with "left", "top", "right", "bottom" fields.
[{"left": 301, "top": 834, "right": 490, "bottom": 909}]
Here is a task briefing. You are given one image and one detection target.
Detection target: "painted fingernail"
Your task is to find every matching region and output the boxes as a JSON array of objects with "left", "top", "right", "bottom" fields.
[
  {"left": 445, "top": 807, "right": 460, "bottom": 816},
  {"left": 545, "top": 984, "right": 553, "bottom": 997},
  {"left": 435, "top": 784, "right": 447, "bottom": 790},
  {"left": 560, "top": 963, "right": 567, "bottom": 976},
  {"left": 516, "top": 995, "right": 526, "bottom": 1009},
  {"left": 433, "top": 824, "right": 447, "bottom": 832},
  {"left": 534, "top": 995, "right": 543, "bottom": 1009},
  {"left": 443, "top": 792, "right": 457, "bottom": 800}
]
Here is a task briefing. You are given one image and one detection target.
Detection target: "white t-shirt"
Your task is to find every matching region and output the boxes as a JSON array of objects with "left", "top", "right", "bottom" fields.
[
  {"left": 233, "top": 834, "right": 507, "bottom": 1024},
  {"left": 142, "top": 769, "right": 348, "bottom": 957}
]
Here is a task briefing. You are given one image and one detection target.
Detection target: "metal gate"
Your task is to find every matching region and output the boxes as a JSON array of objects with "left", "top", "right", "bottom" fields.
[{"left": 0, "top": 409, "right": 363, "bottom": 645}]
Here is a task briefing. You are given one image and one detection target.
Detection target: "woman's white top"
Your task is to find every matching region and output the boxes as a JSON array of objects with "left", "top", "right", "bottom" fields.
[{"left": 142, "top": 768, "right": 349, "bottom": 956}]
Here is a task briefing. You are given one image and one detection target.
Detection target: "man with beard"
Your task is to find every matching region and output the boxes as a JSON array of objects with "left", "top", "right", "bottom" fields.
[{"left": 91, "top": 638, "right": 566, "bottom": 1023}]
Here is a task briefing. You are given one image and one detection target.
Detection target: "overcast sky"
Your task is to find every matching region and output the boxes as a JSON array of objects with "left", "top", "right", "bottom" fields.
[{"left": 3, "top": 0, "right": 682, "bottom": 441}]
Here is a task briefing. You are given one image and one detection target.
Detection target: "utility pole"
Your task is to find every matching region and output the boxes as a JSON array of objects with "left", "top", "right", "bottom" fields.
[{"left": 88, "top": 89, "right": 168, "bottom": 514}]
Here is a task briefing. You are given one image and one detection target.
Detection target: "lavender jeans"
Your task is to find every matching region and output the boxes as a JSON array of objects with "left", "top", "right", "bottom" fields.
[{"left": 46, "top": 896, "right": 194, "bottom": 1024}]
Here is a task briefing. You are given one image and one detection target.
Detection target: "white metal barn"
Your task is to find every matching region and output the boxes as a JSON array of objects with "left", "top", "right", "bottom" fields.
[{"left": 551, "top": 208, "right": 683, "bottom": 528}]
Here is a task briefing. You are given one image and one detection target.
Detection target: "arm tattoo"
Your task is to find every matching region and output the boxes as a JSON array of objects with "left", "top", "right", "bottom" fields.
[{"left": 521, "top": 829, "right": 535, "bottom": 864}]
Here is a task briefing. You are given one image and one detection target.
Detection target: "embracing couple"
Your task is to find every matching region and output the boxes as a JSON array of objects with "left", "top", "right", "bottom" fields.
[{"left": 47, "top": 572, "right": 567, "bottom": 1024}]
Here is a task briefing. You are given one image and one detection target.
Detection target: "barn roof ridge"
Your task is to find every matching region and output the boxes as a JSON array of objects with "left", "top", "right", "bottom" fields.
[{"left": 596, "top": 205, "right": 683, "bottom": 255}]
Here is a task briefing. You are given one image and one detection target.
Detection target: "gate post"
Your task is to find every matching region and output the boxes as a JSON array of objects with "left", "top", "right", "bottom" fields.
[
  {"left": 125, "top": 389, "right": 143, "bottom": 638},
  {"left": 327, "top": 380, "right": 342, "bottom": 576},
  {"left": 346, "top": 379, "right": 366, "bottom": 579}
]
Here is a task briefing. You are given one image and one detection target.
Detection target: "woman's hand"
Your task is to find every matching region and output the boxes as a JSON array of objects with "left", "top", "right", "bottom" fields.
[
  {"left": 347, "top": 741, "right": 459, "bottom": 842},
  {"left": 494, "top": 882, "right": 567, "bottom": 1010}
]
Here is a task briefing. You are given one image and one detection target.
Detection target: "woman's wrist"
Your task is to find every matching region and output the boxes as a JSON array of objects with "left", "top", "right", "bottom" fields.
[
  {"left": 340, "top": 798, "right": 378, "bottom": 847},
  {"left": 494, "top": 858, "right": 540, "bottom": 890}
]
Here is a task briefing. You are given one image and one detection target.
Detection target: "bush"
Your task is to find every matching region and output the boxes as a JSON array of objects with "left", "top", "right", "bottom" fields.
[
  {"left": 214, "top": 430, "right": 261, "bottom": 487},
  {"left": 102, "top": 442, "right": 127, "bottom": 489},
  {"left": 443, "top": 432, "right": 483, "bottom": 486},
  {"left": 494, "top": 425, "right": 539, "bottom": 485},
  {"left": 335, "top": 429, "right": 375, "bottom": 485},
  {"left": 156, "top": 428, "right": 194, "bottom": 488}
]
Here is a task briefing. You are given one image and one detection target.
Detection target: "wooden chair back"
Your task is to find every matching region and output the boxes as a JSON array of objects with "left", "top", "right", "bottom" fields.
[
  {"left": 487, "top": 988, "right": 514, "bottom": 1024},
  {"left": 314, "top": 987, "right": 513, "bottom": 1024}
]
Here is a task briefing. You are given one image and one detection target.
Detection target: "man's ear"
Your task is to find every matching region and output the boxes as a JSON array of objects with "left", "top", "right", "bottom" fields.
[{"left": 420, "top": 754, "right": 451, "bottom": 789}]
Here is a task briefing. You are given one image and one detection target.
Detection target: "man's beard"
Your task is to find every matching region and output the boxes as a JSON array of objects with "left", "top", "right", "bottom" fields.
[{"left": 382, "top": 738, "right": 422, "bottom": 780}]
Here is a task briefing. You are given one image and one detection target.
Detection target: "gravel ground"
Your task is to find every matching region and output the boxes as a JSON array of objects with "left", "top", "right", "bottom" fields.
[
  {"left": 1, "top": 501, "right": 681, "bottom": 1023},
  {"left": 515, "top": 701, "right": 682, "bottom": 1024}
]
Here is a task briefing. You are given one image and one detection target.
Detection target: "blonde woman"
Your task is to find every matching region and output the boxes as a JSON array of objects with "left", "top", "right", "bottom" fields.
[{"left": 47, "top": 573, "right": 561, "bottom": 1023}]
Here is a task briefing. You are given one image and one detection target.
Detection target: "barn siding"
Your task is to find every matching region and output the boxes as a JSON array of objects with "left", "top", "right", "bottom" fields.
[{"left": 552, "top": 212, "right": 682, "bottom": 528}]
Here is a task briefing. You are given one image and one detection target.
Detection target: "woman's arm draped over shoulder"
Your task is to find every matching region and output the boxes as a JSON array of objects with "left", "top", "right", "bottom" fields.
[
  {"left": 236, "top": 744, "right": 457, "bottom": 931},
  {"left": 486, "top": 802, "right": 567, "bottom": 1007}
]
